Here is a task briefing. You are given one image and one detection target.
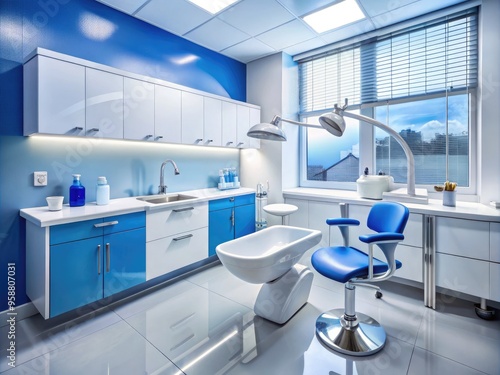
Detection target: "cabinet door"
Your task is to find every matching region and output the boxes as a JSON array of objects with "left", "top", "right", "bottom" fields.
[
  {"left": 30, "top": 56, "right": 85, "bottom": 136},
  {"left": 181, "top": 91, "right": 204, "bottom": 145},
  {"left": 222, "top": 101, "right": 237, "bottom": 147},
  {"left": 491, "top": 222, "right": 500, "bottom": 262},
  {"left": 235, "top": 204, "right": 255, "bottom": 239},
  {"left": 203, "top": 97, "right": 222, "bottom": 146},
  {"left": 309, "top": 201, "right": 340, "bottom": 248},
  {"left": 236, "top": 105, "right": 249, "bottom": 148},
  {"left": 50, "top": 237, "right": 103, "bottom": 317},
  {"left": 124, "top": 77, "right": 155, "bottom": 141},
  {"left": 103, "top": 227, "right": 146, "bottom": 298},
  {"left": 86, "top": 68, "right": 123, "bottom": 139},
  {"left": 209, "top": 208, "right": 234, "bottom": 257},
  {"left": 155, "top": 85, "right": 181, "bottom": 143}
]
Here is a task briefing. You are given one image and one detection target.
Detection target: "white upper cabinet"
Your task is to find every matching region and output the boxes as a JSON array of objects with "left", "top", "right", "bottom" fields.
[
  {"left": 123, "top": 77, "right": 155, "bottom": 141},
  {"left": 154, "top": 85, "right": 181, "bottom": 144},
  {"left": 24, "top": 56, "right": 85, "bottom": 136},
  {"left": 85, "top": 68, "right": 123, "bottom": 139},
  {"left": 181, "top": 91, "right": 204, "bottom": 145},
  {"left": 203, "top": 97, "right": 222, "bottom": 147},
  {"left": 236, "top": 104, "right": 250, "bottom": 148},
  {"left": 222, "top": 101, "right": 237, "bottom": 147}
]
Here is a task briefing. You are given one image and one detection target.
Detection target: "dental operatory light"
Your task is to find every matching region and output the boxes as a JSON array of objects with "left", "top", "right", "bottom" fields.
[{"left": 247, "top": 98, "right": 428, "bottom": 204}]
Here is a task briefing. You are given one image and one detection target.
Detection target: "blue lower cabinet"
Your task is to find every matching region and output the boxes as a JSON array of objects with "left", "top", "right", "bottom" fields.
[
  {"left": 49, "top": 212, "right": 145, "bottom": 317},
  {"left": 209, "top": 193, "right": 255, "bottom": 256}
]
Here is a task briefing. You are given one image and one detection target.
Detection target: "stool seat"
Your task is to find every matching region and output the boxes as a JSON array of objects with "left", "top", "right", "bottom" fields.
[{"left": 263, "top": 204, "right": 298, "bottom": 225}]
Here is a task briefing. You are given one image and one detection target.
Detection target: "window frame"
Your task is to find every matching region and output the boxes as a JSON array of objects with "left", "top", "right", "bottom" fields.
[{"left": 299, "top": 89, "right": 477, "bottom": 195}]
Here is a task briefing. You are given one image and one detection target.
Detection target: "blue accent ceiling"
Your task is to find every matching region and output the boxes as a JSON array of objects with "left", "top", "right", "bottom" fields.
[{"left": 0, "top": 0, "right": 247, "bottom": 311}]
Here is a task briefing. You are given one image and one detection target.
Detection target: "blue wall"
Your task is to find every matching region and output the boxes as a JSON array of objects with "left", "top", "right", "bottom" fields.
[{"left": 0, "top": 0, "right": 247, "bottom": 311}]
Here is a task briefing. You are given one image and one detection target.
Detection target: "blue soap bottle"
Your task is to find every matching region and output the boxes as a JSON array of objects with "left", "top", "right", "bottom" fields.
[{"left": 69, "top": 174, "right": 85, "bottom": 207}]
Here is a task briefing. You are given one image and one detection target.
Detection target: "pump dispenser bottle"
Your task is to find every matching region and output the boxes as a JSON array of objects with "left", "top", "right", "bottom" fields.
[
  {"left": 69, "top": 174, "right": 85, "bottom": 207},
  {"left": 96, "top": 176, "right": 110, "bottom": 205}
]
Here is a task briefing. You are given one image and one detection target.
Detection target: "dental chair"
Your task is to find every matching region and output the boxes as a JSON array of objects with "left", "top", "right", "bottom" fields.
[{"left": 311, "top": 202, "right": 409, "bottom": 356}]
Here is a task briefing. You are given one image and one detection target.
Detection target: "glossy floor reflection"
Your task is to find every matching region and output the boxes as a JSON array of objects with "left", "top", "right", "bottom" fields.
[{"left": 3, "top": 262, "right": 499, "bottom": 374}]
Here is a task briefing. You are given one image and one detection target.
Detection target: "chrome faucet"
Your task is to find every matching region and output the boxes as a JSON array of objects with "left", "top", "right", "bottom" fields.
[{"left": 158, "top": 160, "right": 180, "bottom": 194}]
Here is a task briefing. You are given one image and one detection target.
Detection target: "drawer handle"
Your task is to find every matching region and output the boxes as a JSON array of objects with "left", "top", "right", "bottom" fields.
[
  {"left": 170, "top": 312, "right": 195, "bottom": 329},
  {"left": 173, "top": 207, "right": 194, "bottom": 213},
  {"left": 170, "top": 333, "right": 195, "bottom": 352},
  {"left": 94, "top": 221, "right": 119, "bottom": 228},
  {"left": 97, "top": 244, "right": 101, "bottom": 275},
  {"left": 229, "top": 197, "right": 234, "bottom": 202},
  {"left": 106, "top": 243, "right": 110, "bottom": 273},
  {"left": 173, "top": 234, "right": 193, "bottom": 241}
]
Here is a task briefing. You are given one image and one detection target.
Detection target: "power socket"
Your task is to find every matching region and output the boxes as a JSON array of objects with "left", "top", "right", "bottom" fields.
[{"left": 34, "top": 171, "right": 47, "bottom": 186}]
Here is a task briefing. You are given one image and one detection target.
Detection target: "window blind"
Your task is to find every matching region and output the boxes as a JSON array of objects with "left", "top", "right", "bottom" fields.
[{"left": 299, "top": 10, "right": 478, "bottom": 113}]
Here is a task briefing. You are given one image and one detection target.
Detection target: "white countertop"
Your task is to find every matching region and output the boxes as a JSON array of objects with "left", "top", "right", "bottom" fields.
[
  {"left": 20, "top": 187, "right": 255, "bottom": 227},
  {"left": 283, "top": 187, "right": 500, "bottom": 222}
]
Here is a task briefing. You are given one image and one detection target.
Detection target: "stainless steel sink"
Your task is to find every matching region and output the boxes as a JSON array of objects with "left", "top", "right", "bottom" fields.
[{"left": 137, "top": 194, "right": 197, "bottom": 204}]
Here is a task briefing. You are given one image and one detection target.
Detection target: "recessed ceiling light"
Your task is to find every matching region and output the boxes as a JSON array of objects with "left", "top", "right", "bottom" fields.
[
  {"left": 187, "top": 0, "right": 239, "bottom": 15},
  {"left": 303, "top": 0, "right": 365, "bottom": 34}
]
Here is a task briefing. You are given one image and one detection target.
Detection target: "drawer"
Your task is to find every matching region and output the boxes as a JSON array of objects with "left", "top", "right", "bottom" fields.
[
  {"left": 436, "top": 253, "right": 489, "bottom": 299},
  {"left": 146, "top": 202, "right": 208, "bottom": 242},
  {"left": 209, "top": 193, "right": 255, "bottom": 211},
  {"left": 146, "top": 227, "right": 208, "bottom": 280},
  {"left": 102, "top": 212, "right": 145, "bottom": 234},
  {"left": 50, "top": 218, "right": 103, "bottom": 245},
  {"left": 490, "top": 263, "right": 500, "bottom": 302},
  {"left": 491, "top": 222, "right": 500, "bottom": 262},
  {"left": 436, "top": 217, "right": 489, "bottom": 260}
]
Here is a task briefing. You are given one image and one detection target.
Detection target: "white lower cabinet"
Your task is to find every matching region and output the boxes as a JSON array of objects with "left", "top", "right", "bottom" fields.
[
  {"left": 146, "top": 202, "right": 208, "bottom": 281},
  {"left": 490, "top": 263, "right": 500, "bottom": 302},
  {"left": 436, "top": 253, "right": 489, "bottom": 299},
  {"left": 146, "top": 227, "right": 208, "bottom": 280}
]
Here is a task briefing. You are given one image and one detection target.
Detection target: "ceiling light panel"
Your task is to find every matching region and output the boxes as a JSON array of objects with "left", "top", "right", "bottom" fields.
[
  {"left": 187, "top": 0, "right": 239, "bottom": 14},
  {"left": 303, "top": 0, "right": 366, "bottom": 33}
]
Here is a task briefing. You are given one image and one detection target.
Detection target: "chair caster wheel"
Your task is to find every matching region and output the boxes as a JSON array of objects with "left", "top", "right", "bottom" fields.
[
  {"left": 475, "top": 304, "right": 495, "bottom": 320},
  {"left": 375, "top": 291, "right": 383, "bottom": 299}
]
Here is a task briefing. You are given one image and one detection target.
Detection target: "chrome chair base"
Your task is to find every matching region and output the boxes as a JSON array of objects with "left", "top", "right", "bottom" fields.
[{"left": 315, "top": 308, "right": 386, "bottom": 356}]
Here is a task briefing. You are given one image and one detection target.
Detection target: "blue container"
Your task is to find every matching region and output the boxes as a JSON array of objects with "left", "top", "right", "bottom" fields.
[{"left": 69, "top": 174, "right": 85, "bottom": 207}]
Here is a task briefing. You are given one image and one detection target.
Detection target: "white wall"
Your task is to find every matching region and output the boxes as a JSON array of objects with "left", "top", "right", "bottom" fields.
[
  {"left": 242, "top": 52, "right": 299, "bottom": 225},
  {"left": 478, "top": 0, "right": 500, "bottom": 204}
]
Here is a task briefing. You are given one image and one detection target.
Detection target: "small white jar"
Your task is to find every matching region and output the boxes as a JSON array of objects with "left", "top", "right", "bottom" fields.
[{"left": 96, "top": 176, "right": 110, "bottom": 205}]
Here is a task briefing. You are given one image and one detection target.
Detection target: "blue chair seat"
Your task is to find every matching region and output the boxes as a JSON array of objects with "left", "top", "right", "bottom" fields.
[{"left": 312, "top": 246, "right": 402, "bottom": 284}]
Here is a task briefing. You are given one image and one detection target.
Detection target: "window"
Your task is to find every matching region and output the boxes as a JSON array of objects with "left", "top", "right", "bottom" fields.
[{"left": 299, "top": 9, "right": 477, "bottom": 193}]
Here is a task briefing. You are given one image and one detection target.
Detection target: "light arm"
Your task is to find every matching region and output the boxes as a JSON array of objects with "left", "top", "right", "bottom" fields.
[{"left": 341, "top": 111, "right": 416, "bottom": 197}]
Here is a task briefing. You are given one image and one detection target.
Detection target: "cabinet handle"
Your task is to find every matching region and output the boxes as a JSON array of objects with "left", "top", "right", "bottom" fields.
[
  {"left": 173, "top": 207, "right": 194, "bottom": 213},
  {"left": 155, "top": 135, "right": 163, "bottom": 140},
  {"left": 94, "top": 221, "right": 119, "bottom": 228},
  {"left": 106, "top": 243, "right": 110, "bottom": 273},
  {"left": 173, "top": 234, "right": 193, "bottom": 241},
  {"left": 231, "top": 208, "right": 235, "bottom": 227},
  {"left": 237, "top": 142, "right": 244, "bottom": 146},
  {"left": 74, "top": 126, "right": 83, "bottom": 131},
  {"left": 227, "top": 141, "right": 234, "bottom": 145},
  {"left": 229, "top": 197, "right": 234, "bottom": 202},
  {"left": 97, "top": 244, "right": 101, "bottom": 275},
  {"left": 89, "top": 128, "right": 99, "bottom": 132},
  {"left": 207, "top": 139, "right": 213, "bottom": 143},
  {"left": 195, "top": 138, "right": 203, "bottom": 143}
]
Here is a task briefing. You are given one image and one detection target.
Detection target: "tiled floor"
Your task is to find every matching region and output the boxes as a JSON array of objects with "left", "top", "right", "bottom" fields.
[{"left": 2, "top": 261, "right": 499, "bottom": 374}]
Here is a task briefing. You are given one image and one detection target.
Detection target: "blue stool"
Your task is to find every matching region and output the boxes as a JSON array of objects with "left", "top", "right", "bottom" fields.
[{"left": 312, "top": 202, "right": 409, "bottom": 356}]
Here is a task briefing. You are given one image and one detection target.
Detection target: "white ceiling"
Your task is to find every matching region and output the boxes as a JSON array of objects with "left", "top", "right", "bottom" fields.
[{"left": 96, "top": 0, "right": 471, "bottom": 63}]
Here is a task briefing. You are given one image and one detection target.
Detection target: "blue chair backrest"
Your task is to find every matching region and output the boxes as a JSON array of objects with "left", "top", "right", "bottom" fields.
[{"left": 367, "top": 202, "right": 409, "bottom": 234}]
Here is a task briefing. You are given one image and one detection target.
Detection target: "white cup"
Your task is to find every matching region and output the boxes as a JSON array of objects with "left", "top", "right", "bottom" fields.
[{"left": 46, "top": 196, "right": 64, "bottom": 211}]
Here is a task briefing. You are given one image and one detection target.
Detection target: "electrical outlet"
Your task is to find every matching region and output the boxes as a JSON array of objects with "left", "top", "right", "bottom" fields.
[{"left": 34, "top": 171, "right": 47, "bottom": 186}]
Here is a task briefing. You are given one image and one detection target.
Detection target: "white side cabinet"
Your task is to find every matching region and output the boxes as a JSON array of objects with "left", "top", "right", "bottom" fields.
[
  {"left": 86, "top": 68, "right": 124, "bottom": 139},
  {"left": 24, "top": 55, "right": 85, "bottom": 136},
  {"left": 146, "top": 202, "right": 208, "bottom": 280},
  {"left": 236, "top": 105, "right": 250, "bottom": 148},
  {"left": 154, "top": 85, "right": 182, "bottom": 143},
  {"left": 222, "top": 101, "right": 237, "bottom": 147},
  {"left": 124, "top": 77, "right": 155, "bottom": 141}
]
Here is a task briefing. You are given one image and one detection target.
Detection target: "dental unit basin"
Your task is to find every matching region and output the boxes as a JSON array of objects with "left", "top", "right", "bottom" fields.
[
  {"left": 136, "top": 194, "right": 197, "bottom": 204},
  {"left": 217, "top": 225, "right": 322, "bottom": 324}
]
